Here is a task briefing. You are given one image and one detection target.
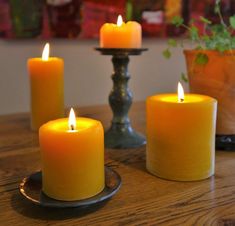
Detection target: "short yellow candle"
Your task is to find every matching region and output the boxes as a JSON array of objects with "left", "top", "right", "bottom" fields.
[
  {"left": 28, "top": 43, "right": 64, "bottom": 131},
  {"left": 100, "top": 15, "right": 142, "bottom": 48},
  {"left": 146, "top": 83, "right": 217, "bottom": 181},
  {"left": 39, "top": 109, "right": 105, "bottom": 201}
]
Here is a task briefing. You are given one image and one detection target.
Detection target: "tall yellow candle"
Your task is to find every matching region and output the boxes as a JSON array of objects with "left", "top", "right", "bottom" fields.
[
  {"left": 28, "top": 43, "right": 64, "bottom": 131},
  {"left": 39, "top": 108, "right": 105, "bottom": 201},
  {"left": 100, "top": 15, "right": 142, "bottom": 48},
  {"left": 146, "top": 83, "right": 217, "bottom": 181}
]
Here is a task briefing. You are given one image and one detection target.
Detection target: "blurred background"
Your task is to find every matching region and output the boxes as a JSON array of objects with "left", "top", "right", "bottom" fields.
[
  {"left": 0, "top": 39, "right": 187, "bottom": 115},
  {"left": 0, "top": 0, "right": 233, "bottom": 114}
]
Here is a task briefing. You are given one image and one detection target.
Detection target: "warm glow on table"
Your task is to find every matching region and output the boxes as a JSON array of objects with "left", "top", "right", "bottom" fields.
[
  {"left": 28, "top": 43, "right": 64, "bottom": 131},
  {"left": 100, "top": 15, "right": 142, "bottom": 48},
  {"left": 146, "top": 84, "right": 217, "bottom": 181},
  {"left": 39, "top": 109, "right": 104, "bottom": 201}
]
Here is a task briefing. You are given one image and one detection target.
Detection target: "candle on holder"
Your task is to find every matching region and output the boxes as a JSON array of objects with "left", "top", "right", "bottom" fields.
[
  {"left": 28, "top": 43, "right": 64, "bottom": 131},
  {"left": 146, "top": 83, "right": 217, "bottom": 181},
  {"left": 39, "top": 108, "right": 105, "bottom": 201},
  {"left": 100, "top": 15, "right": 142, "bottom": 48}
]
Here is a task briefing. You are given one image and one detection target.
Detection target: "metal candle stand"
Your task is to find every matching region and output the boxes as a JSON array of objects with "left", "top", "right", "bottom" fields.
[
  {"left": 96, "top": 48, "right": 148, "bottom": 149},
  {"left": 216, "top": 135, "right": 235, "bottom": 151}
]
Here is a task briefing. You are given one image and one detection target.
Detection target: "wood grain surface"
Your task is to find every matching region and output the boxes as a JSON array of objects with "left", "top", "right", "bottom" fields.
[{"left": 0, "top": 102, "right": 235, "bottom": 226}]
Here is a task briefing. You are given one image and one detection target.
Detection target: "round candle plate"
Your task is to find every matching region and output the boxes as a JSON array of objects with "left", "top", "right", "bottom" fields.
[{"left": 19, "top": 167, "right": 121, "bottom": 208}]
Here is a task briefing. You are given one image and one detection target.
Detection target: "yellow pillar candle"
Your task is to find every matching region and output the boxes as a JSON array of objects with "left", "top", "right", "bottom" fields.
[
  {"left": 100, "top": 15, "right": 142, "bottom": 48},
  {"left": 28, "top": 43, "right": 64, "bottom": 131},
  {"left": 39, "top": 108, "right": 105, "bottom": 201},
  {"left": 146, "top": 83, "right": 217, "bottom": 181}
]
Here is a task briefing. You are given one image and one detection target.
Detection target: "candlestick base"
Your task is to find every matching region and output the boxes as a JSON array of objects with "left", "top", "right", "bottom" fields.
[
  {"left": 105, "top": 123, "right": 146, "bottom": 149},
  {"left": 19, "top": 167, "right": 121, "bottom": 208},
  {"left": 216, "top": 135, "right": 235, "bottom": 151},
  {"left": 95, "top": 48, "right": 148, "bottom": 149}
]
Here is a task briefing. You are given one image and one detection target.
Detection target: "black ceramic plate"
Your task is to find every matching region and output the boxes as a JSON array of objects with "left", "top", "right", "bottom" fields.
[{"left": 19, "top": 167, "right": 121, "bottom": 208}]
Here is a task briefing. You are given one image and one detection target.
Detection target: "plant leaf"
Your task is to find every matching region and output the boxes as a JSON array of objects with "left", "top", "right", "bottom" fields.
[
  {"left": 190, "top": 26, "right": 199, "bottom": 41},
  {"left": 163, "top": 0, "right": 233, "bottom": 55},
  {"left": 162, "top": 49, "right": 171, "bottom": 59},
  {"left": 200, "top": 16, "right": 212, "bottom": 24},
  {"left": 195, "top": 45, "right": 203, "bottom": 50},
  {"left": 229, "top": 15, "right": 235, "bottom": 29},
  {"left": 167, "top": 39, "right": 177, "bottom": 47},
  {"left": 195, "top": 53, "right": 209, "bottom": 65},
  {"left": 189, "top": 18, "right": 195, "bottom": 24},
  {"left": 171, "top": 16, "right": 184, "bottom": 27},
  {"left": 181, "top": 73, "right": 188, "bottom": 83}
]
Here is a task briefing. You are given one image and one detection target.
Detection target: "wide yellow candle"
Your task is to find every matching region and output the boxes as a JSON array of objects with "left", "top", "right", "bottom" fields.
[
  {"left": 100, "top": 15, "right": 142, "bottom": 48},
  {"left": 28, "top": 43, "right": 64, "bottom": 131},
  {"left": 146, "top": 83, "right": 217, "bottom": 181},
  {"left": 39, "top": 109, "right": 105, "bottom": 201}
]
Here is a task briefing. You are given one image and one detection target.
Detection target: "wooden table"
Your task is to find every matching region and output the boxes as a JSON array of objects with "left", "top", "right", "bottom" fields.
[{"left": 0, "top": 102, "right": 235, "bottom": 226}]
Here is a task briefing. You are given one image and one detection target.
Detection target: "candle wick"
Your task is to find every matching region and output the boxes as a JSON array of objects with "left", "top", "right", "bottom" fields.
[
  {"left": 71, "top": 124, "right": 74, "bottom": 131},
  {"left": 179, "top": 98, "right": 184, "bottom": 103}
]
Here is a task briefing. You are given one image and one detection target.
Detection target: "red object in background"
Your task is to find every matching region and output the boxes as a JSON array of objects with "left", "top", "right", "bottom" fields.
[
  {"left": 141, "top": 0, "right": 165, "bottom": 37},
  {"left": 1, "top": 0, "right": 233, "bottom": 39},
  {"left": 41, "top": 5, "right": 51, "bottom": 39},
  {"left": 0, "top": 0, "right": 12, "bottom": 38},
  {"left": 131, "top": 0, "right": 165, "bottom": 37},
  {"left": 85, "top": 0, "right": 126, "bottom": 9},
  {"left": 47, "top": 0, "right": 82, "bottom": 38},
  {"left": 190, "top": 0, "right": 207, "bottom": 34},
  {"left": 80, "top": 1, "right": 125, "bottom": 39},
  {"left": 141, "top": 10, "right": 165, "bottom": 37}
]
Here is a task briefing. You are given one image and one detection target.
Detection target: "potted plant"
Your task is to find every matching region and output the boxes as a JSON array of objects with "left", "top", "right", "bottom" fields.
[{"left": 163, "top": 0, "right": 235, "bottom": 150}]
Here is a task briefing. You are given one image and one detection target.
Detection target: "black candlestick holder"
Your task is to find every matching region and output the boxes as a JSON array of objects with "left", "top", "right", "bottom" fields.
[
  {"left": 95, "top": 48, "right": 148, "bottom": 149},
  {"left": 216, "top": 135, "right": 235, "bottom": 151}
]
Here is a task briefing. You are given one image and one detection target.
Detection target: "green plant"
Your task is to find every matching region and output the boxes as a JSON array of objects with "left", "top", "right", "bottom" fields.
[{"left": 163, "top": 0, "right": 235, "bottom": 81}]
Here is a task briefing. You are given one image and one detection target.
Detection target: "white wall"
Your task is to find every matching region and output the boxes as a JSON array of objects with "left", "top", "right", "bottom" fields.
[{"left": 0, "top": 39, "right": 188, "bottom": 115}]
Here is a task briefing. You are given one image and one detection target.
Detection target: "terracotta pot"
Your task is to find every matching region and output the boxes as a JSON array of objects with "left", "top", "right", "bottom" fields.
[{"left": 184, "top": 50, "right": 235, "bottom": 135}]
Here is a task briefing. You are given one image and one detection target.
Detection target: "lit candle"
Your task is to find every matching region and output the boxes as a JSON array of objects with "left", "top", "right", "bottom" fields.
[
  {"left": 100, "top": 15, "right": 142, "bottom": 48},
  {"left": 28, "top": 43, "right": 64, "bottom": 131},
  {"left": 39, "top": 108, "right": 105, "bottom": 201},
  {"left": 146, "top": 83, "right": 217, "bottom": 181}
]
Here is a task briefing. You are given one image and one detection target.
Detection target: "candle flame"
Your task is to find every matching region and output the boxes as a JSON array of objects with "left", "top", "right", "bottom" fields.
[
  {"left": 42, "top": 43, "right": 50, "bottom": 61},
  {"left": 68, "top": 108, "right": 76, "bottom": 130},
  {"left": 178, "top": 82, "right": 184, "bottom": 102},
  {"left": 117, "top": 15, "right": 123, "bottom": 27}
]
